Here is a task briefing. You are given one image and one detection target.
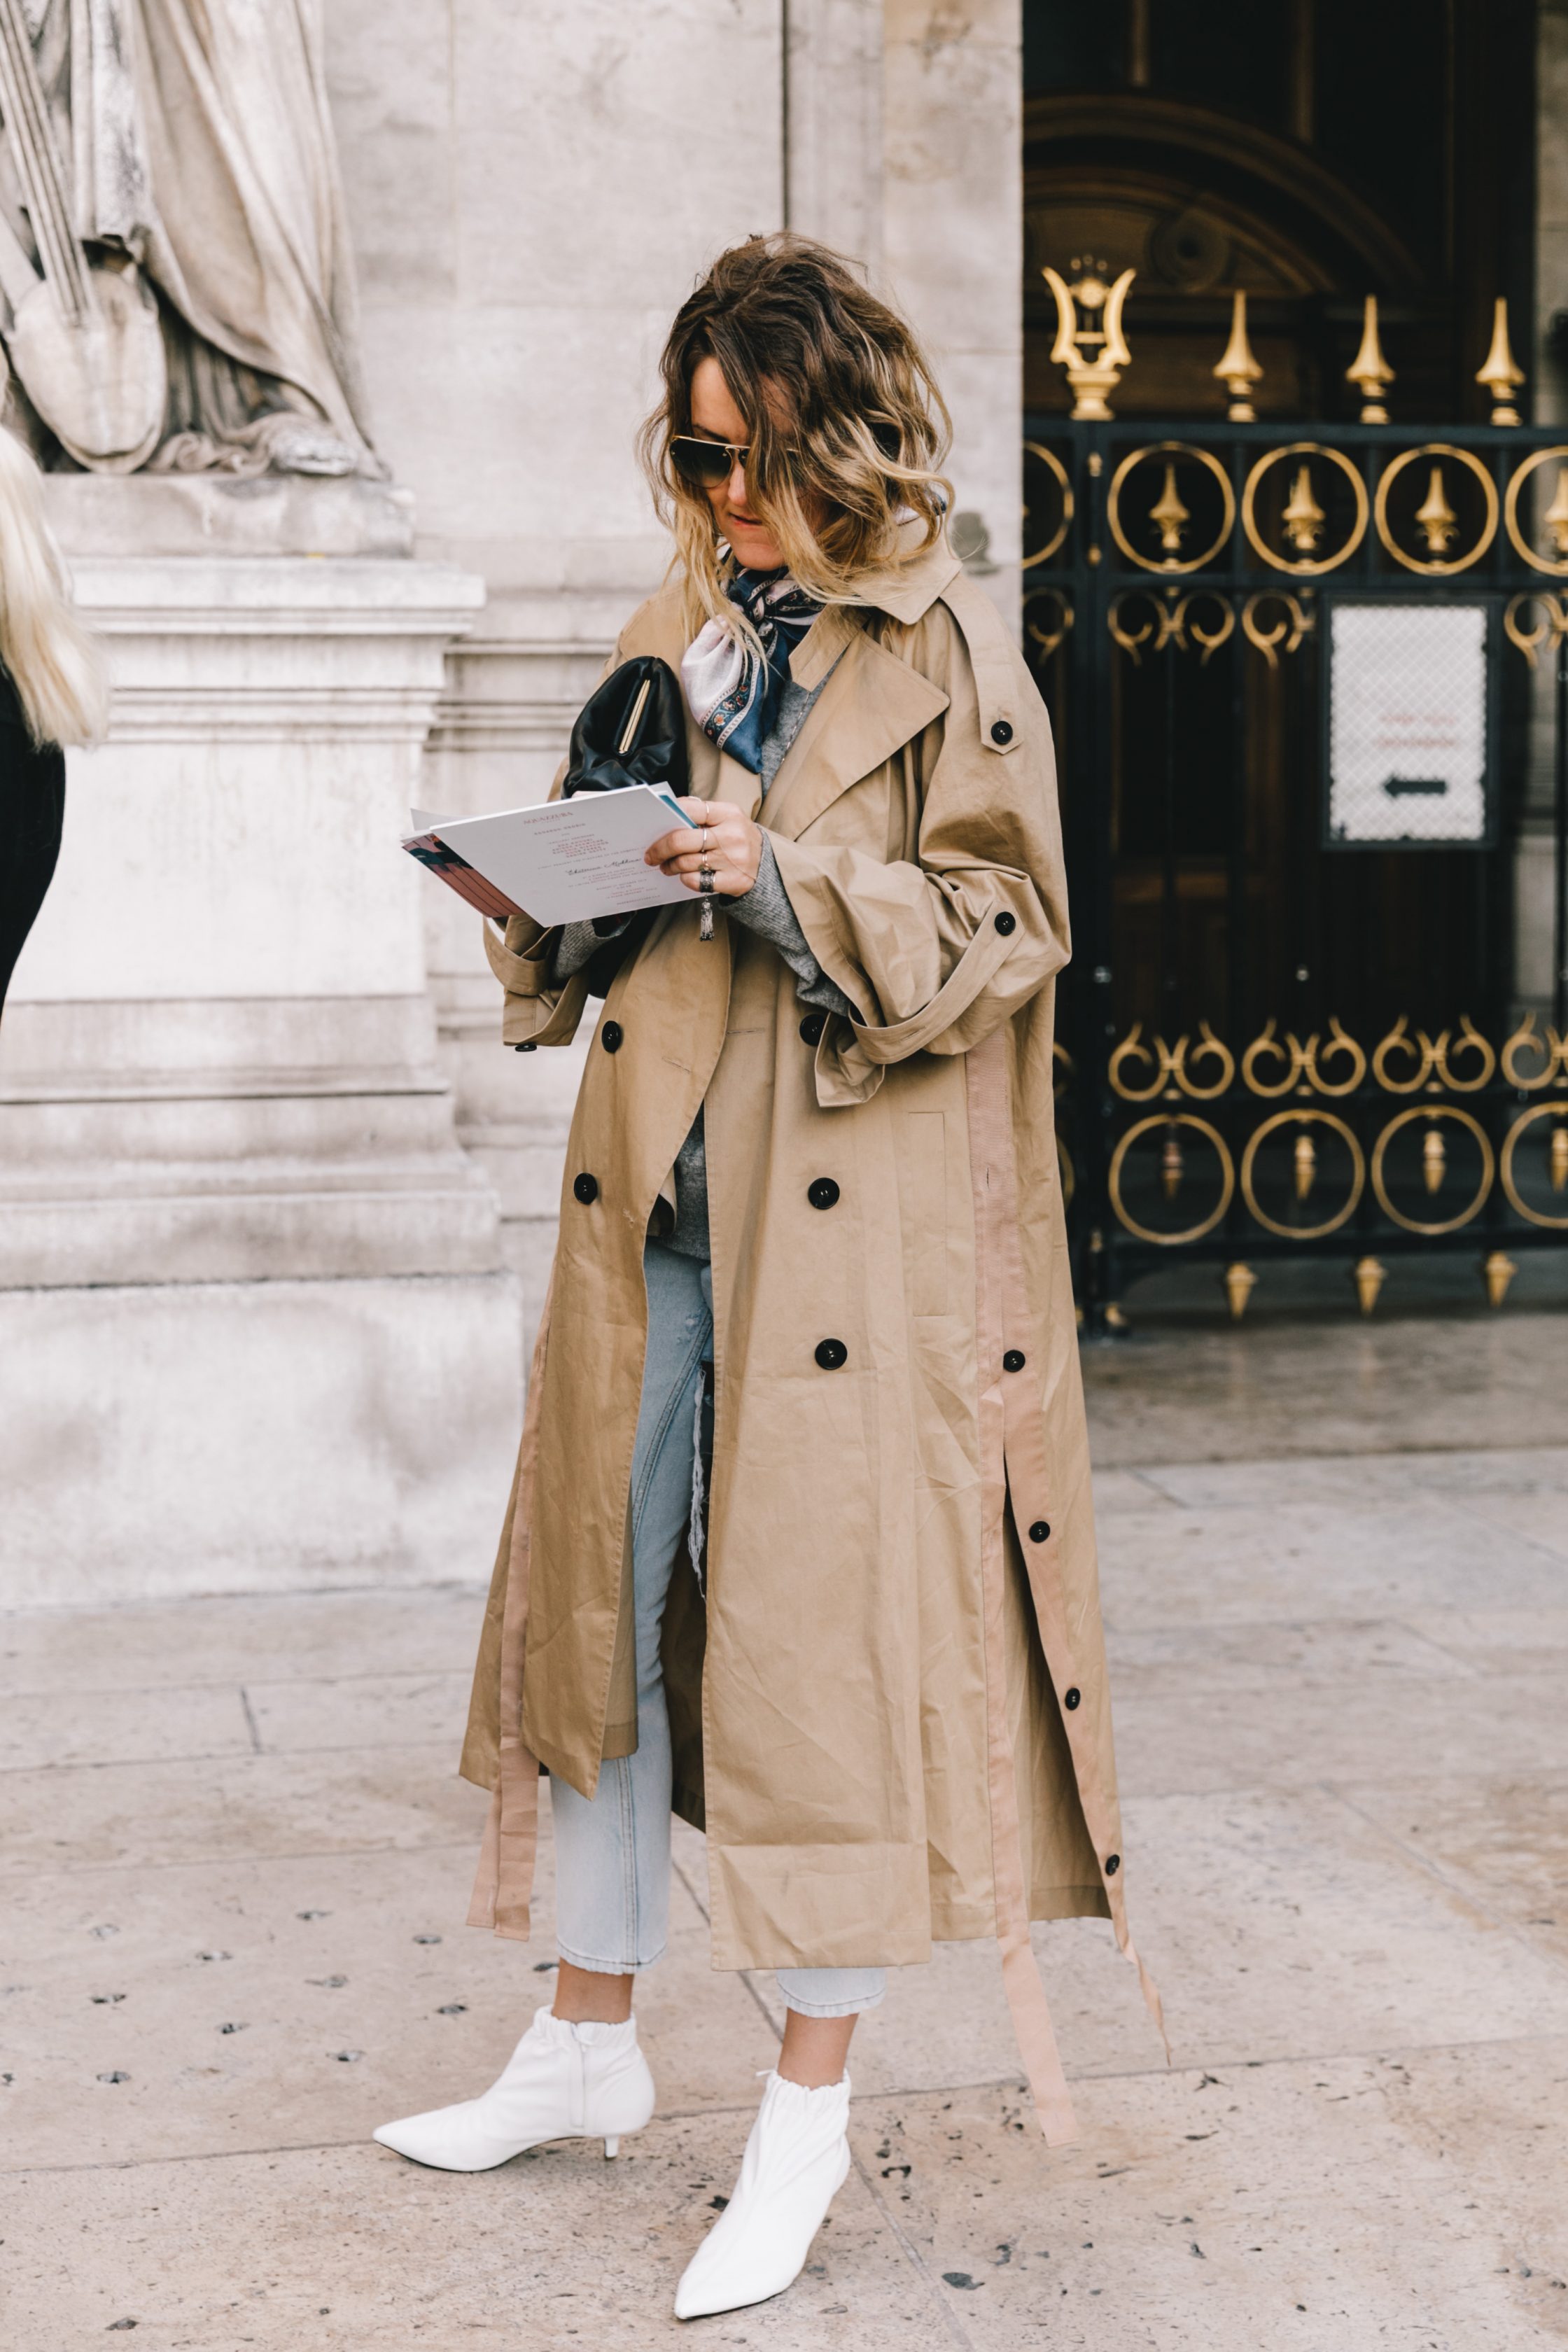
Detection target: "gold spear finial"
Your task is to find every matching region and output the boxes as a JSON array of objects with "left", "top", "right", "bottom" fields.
[
  {"left": 1346, "top": 295, "right": 1394, "bottom": 423},
  {"left": 1213, "top": 289, "right": 1263, "bottom": 421},
  {"left": 1149, "top": 464, "right": 1191, "bottom": 557},
  {"left": 1043, "top": 260, "right": 1135, "bottom": 421},
  {"left": 1281, "top": 463, "right": 1325, "bottom": 552},
  {"left": 1476, "top": 296, "right": 1525, "bottom": 426},
  {"left": 1544, "top": 470, "right": 1568, "bottom": 555},
  {"left": 1415, "top": 464, "right": 1459, "bottom": 554}
]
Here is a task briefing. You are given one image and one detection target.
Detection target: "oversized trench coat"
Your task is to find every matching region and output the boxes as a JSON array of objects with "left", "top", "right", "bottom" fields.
[{"left": 459, "top": 533, "right": 1161, "bottom": 2141}]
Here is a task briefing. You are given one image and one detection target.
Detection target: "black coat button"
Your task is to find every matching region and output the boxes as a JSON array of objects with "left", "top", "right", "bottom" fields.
[
  {"left": 814, "top": 1338, "right": 848, "bottom": 1370},
  {"left": 799, "top": 1011, "right": 826, "bottom": 1046},
  {"left": 807, "top": 1178, "right": 840, "bottom": 1210},
  {"left": 1064, "top": 1687, "right": 1081, "bottom": 1710},
  {"left": 995, "top": 910, "right": 1016, "bottom": 935},
  {"left": 1105, "top": 1854, "right": 1120, "bottom": 1876},
  {"left": 513, "top": 1042, "right": 537, "bottom": 1053},
  {"left": 1028, "top": 1520, "right": 1051, "bottom": 1543},
  {"left": 990, "top": 718, "right": 1013, "bottom": 745},
  {"left": 1003, "top": 1349, "right": 1026, "bottom": 1373},
  {"left": 573, "top": 1173, "right": 598, "bottom": 1204},
  {"left": 601, "top": 1021, "right": 622, "bottom": 1052}
]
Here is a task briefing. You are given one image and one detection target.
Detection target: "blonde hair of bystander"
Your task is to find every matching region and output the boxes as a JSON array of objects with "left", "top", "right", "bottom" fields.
[{"left": 0, "top": 426, "right": 109, "bottom": 749}]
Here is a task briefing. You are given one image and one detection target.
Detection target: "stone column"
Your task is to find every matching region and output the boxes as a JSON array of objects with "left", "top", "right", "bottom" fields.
[
  {"left": 883, "top": 0, "right": 1023, "bottom": 625},
  {"left": 0, "top": 479, "right": 518, "bottom": 1606}
]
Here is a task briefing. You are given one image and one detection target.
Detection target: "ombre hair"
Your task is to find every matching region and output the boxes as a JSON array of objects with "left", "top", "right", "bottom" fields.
[
  {"left": 639, "top": 234, "right": 953, "bottom": 644},
  {"left": 0, "top": 426, "right": 109, "bottom": 748}
]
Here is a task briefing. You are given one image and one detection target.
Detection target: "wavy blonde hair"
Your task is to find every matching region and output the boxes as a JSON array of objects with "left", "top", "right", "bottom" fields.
[
  {"left": 0, "top": 426, "right": 109, "bottom": 748},
  {"left": 639, "top": 234, "right": 953, "bottom": 645}
]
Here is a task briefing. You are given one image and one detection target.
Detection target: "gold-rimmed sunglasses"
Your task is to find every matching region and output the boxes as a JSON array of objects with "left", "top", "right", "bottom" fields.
[{"left": 669, "top": 435, "right": 752, "bottom": 491}]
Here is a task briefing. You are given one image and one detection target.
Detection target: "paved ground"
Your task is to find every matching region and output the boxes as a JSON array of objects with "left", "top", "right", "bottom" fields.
[{"left": 5, "top": 1296, "right": 1568, "bottom": 2350}]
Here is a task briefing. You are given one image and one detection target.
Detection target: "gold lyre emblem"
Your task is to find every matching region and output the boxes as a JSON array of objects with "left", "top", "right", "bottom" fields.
[{"left": 1042, "top": 261, "right": 1135, "bottom": 421}]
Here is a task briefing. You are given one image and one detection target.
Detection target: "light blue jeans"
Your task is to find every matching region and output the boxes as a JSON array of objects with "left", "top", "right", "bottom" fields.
[{"left": 550, "top": 1237, "right": 887, "bottom": 2019}]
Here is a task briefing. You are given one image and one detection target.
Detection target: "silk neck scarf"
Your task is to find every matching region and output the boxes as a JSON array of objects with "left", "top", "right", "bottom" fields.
[{"left": 679, "top": 564, "right": 823, "bottom": 776}]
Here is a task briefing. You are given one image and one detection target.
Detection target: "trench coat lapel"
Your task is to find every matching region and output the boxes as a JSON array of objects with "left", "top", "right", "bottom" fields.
[{"left": 762, "top": 616, "right": 950, "bottom": 841}]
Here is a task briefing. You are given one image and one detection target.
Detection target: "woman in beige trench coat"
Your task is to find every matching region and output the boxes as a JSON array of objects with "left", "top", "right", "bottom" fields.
[{"left": 374, "top": 237, "right": 1160, "bottom": 2320}]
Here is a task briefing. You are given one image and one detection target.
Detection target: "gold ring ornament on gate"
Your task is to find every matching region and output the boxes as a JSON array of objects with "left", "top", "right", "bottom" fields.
[
  {"left": 1023, "top": 441, "right": 1074, "bottom": 568},
  {"left": 1107, "top": 589, "right": 1160, "bottom": 663},
  {"left": 1240, "top": 1016, "right": 1367, "bottom": 1098},
  {"left": 1500, "top": 1011, "right": 1568, "bottom": 1089},
  {"left": 1502, "top": 592, "right": 1568, "bottom": 668},
  {"left": 1107, "top": 442, "right": 1236, "bottom": 575},
  {"left": 1240, "top": 1110, "right": 1366, "bottom": 1240},
  {"left": 1500, "top": 1103, "right": 1568, "bottom": 1229},
  {"left": 1240, "top": 590, "right": 1314, "bottom": 669},
  {"left": 1108, "top": 1021, "right": 1236, "bottom": 1102},
  {"left": 1504, "top": 446, "right": 1568, "bottom": 575},
  {"left": 1240, "top": 442, "right": 1368, "bottom": 576},
  {"left": 1371, "top": 1105, "right": 1494, "bottom": 1234},
  {"left": 1372, "top": 444, "right": 1499, "bottom": 575},
  {"left": 1108, "top": 1113, "right": 1235, "bottom": 1243},
  {"left": 1023, "top": 584, "right": 1074, "bottom": 661},
  {"left": 1177, "top": 592, "right": 1236, "bottom": 665},
  {"left": 1370, "top": 1013, "right": 1496, "bottom": 1095}
]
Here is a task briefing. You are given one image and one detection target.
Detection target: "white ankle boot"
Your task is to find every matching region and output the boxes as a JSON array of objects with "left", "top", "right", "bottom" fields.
[
  {"left": 673, "top": 2070, "right": 852, "bottom": 2319},
  {"left": 372, "top": 2007, "right": 654, "bottom": 2171}
]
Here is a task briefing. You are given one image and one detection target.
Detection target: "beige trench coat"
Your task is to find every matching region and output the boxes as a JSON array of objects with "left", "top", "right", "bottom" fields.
[{"left": 459, "top": 534, "right": 1161, "bottom": 2141}]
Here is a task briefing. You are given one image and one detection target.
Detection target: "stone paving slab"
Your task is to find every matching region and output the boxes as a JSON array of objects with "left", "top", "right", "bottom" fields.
[
  {"left": 0, "top": 1742, "right": 482, "bottom": 1875},
  {"left": 6, "top": 1396, "right": 1568, "bottom": 2343},
  {"left": 1082, "top": 1308, "right": 1568, "bottom": 1468}
]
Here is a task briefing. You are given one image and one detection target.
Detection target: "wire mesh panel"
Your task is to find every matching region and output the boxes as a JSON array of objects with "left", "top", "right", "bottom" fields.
[{"left": 1326, "top": 601, "right": 1490, "bottom": 846}]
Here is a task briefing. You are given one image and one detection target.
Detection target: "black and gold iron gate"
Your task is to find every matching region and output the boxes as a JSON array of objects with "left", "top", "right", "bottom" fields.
[{"left": 1023, "top": 281, "right": 1568, "bottom": 1325}]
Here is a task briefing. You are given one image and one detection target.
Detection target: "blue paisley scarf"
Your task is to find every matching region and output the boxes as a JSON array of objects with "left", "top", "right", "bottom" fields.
[{"left": 679, "top": 565, "right": 822, "bottom": 775}]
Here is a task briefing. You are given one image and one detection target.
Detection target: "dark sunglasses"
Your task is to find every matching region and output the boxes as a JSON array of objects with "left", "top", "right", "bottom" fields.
[{"left": 669, "top": 435, "right": 751, "bottom": 491}]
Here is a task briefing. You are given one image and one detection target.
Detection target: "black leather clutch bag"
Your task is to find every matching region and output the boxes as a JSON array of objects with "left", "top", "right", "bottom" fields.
[
  {"left": 561, "top": 654, "right": 690, "bottom": 993},
  {"left": 563, "top": 654, "right": 689, "bottom": 801}
]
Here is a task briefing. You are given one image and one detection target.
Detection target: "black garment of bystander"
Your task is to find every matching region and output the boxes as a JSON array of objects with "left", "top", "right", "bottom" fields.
[{"left": 0, "top": 666, "right": 64, "bottom": 1022}]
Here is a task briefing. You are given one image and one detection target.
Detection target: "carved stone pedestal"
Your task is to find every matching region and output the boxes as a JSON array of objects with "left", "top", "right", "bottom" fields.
[{"left": 0, "top": 499, "right": 519, "bottom": 1603}]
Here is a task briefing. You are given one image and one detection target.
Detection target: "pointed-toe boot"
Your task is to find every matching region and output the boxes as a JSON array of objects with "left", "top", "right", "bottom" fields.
[
  {"left": 373, "top": 2007, "right": 654, "bottom": 2171},
  {"left": 673, "top": 2069, "right": 852, "bottom": 2319}
]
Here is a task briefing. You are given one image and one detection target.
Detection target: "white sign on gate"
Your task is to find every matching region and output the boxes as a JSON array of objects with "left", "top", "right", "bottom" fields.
[{"left": 1327, "top": 602, "right": 1489, "bottom": 845}]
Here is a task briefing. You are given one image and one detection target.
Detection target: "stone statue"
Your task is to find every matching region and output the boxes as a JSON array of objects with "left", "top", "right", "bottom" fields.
[{"left": 0, "top": 0, "right": 379, "bottom": 477}]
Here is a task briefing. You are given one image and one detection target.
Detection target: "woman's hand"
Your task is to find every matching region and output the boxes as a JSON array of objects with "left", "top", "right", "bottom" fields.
[{"left": 645, "top": 798, "right": 762, "bottom": 897}]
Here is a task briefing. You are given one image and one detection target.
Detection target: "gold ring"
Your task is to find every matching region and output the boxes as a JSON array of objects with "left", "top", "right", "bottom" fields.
[
  {"left": 1240, "top": 1110, "right": 1366, "bottom": 1241},
  {"left": 1373, "top": 444, "right": 1498, "bottom": 576},
  {"left": 1370, "top": 1106, "right": 1494, "bottom": 1235},
  {"left": 1504, "top": 446, "right": 1568, "bottom": 576},
  {"left": 1240, "top": 443, "right": 1368, "bottom": 576},
  {"left": 1107, "top": 442, "right": 1236, "bottom": 576},
  {"left": 1107, "top": 1114, "right": 1235, "bottom": 1244},
  {"left": 1499, "top": 1102, "right": 1568, "bottom": 1230},
  {"left": 1023, "top": 442, "right": 1075, "bottom": 569}
]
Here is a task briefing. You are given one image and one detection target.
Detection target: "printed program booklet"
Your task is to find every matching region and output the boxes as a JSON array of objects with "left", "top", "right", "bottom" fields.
[{"left": 403, "top": 786, "right": 698, "bottom": 928}]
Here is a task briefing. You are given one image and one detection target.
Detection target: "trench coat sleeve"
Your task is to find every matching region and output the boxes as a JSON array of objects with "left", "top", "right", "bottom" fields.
[{"left": 765, "top": 592, "right": 1071, "bottom": 1109}]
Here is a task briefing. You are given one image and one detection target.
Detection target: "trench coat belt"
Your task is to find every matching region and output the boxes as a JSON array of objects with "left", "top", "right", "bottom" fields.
[
  {"left": 466, "top": 1274, "right": 553, "bottom": 1940},
  {"left": 966, "top": 1027, "right": 1168, "bottom": 2145}
]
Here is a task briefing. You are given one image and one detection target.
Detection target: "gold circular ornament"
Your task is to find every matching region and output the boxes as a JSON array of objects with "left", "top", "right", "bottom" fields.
[
  {"left": 1240, "top": 1110, "right": 1366, "bottom": 1240},
  {"left": 1373, "top": 444, "right": 1498, "bottom": 575},
  {"left": 1504, "top": 446, "right": 1568, "bottom": 577},
  {"left": 1499, "top": 1102, "right": 1568, "bottom": 1230},
  {"left": 1240, "top": 442, "right": 1368, "bottom": 576},
  {"left": 1023, "top": 442, "right": 1074, "bottom": 568},
  {"left": 1107, "top": 442, "right": 1236, "bottom": 576},
  {"left": 1108, "top": 1114, "right": 1235, "bottom": 1245},
  {"left": 1371, "top": 1106, "right": 1494, "bottom": 1235}
]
